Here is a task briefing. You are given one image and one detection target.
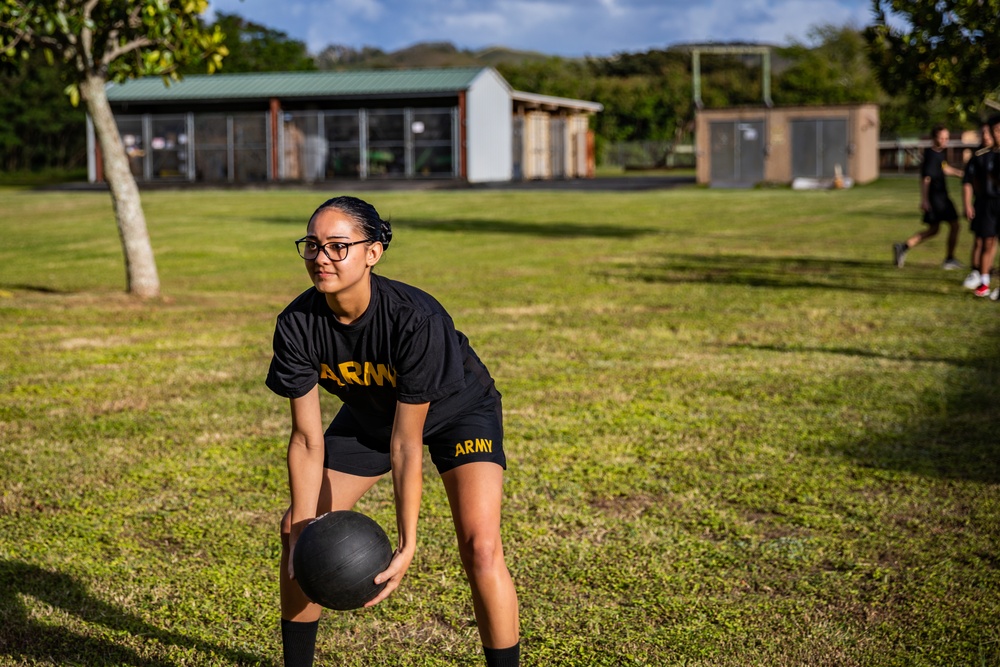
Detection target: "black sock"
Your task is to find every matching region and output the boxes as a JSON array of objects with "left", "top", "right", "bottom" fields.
[
  {"left": 483, "top": 642, "right": 520, "bottom": 667},
  {"left": 281, "top": 619, "right": 318, "bottom": 667}
]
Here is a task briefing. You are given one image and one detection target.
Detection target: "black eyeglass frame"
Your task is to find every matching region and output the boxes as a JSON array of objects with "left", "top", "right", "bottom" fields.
[{"left": 295, "top": 237, "right": 371, "bottom": 262}]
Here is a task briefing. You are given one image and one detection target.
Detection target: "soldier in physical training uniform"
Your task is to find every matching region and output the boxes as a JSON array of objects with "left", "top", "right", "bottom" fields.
[
  {"left": 961, "top": 122, "right": 997, "bottom": 294},
  {"left": 894, "top": 124, "right": 964, "bottom": 269},
  {"left": 268, "top": 196, "right": 520, "bottom": 667}
]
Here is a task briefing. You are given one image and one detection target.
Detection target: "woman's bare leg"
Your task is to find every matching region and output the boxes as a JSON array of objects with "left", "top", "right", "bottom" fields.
[{"left": 441, "top": 462, "right": 519, "bottom": 649}]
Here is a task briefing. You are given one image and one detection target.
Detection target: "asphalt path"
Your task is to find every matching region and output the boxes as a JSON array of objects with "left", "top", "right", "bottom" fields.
[{"left": 43, "top": 174, "right": 696, "bottom": 193}]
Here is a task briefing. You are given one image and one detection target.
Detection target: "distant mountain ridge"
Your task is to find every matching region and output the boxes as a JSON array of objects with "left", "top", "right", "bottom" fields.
[
  {"left": 311, "top": 40, "right": 794, "bottom": 72},
  {"left": 313, "top": 41, "right": 565, "bottom": 70}
]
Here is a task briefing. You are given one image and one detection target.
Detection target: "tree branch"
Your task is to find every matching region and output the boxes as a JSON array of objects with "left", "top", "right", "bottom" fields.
[
  {"left": 0, "top": 25, "right": 31, "bottom": 51},
  {"left": 78, "top": 0, "right": 97, "bottom": 70},
  {"left": 128, "top": 3, "right": 144, "bottom": 29},
  {"left": 82, "top": 0, "right": 100, "bottom": 19},
  {"left": 101, "top": 36, "right": 155, "bottom": 66}
]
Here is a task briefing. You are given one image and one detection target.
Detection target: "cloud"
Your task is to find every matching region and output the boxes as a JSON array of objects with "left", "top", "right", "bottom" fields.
[
  {"left": 205, "top": 0, "right": 876, "bottom": 57},
  {"left": 683, "top": 0, "right": 872, "bottom": 45}
]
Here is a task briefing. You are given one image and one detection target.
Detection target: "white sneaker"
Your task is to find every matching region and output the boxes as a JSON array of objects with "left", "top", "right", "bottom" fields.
[
  {"left": 963, "top": 271, "right": 981, "bottom": 288},
  {"left": 991, "top": 288, "right": 1000, "bottom": 301},
  {"left": 942, "top": 258, "right": 962, "bottom": 270}
]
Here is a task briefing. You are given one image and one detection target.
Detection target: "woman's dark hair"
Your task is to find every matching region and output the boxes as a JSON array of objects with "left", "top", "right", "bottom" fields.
[{"left": 310, "top": 195, "right": 392, "bottom": 251}]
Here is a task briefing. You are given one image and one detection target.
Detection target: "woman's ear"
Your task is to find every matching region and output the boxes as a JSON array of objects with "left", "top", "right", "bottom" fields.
[{"left": 366, "top": 241, "right": 384, "bottom": 267}]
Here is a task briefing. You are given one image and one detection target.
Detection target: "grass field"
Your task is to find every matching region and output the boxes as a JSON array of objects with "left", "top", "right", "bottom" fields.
[{"left": 0, "top": 178, "right": 997, "bottom": 666}]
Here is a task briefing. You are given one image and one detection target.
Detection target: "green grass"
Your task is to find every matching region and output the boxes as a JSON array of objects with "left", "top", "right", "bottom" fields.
[{"left": 0, "top": 179, "right": 997, "bottom": 666}]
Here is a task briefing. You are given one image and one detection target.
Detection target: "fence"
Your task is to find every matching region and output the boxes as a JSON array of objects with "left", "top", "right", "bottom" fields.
[
  {"left": 878, "top": 139, "right": 980, "bottom": 174},
  {"left": 602, "top": 141, "right": 696, "bottom": 170}
]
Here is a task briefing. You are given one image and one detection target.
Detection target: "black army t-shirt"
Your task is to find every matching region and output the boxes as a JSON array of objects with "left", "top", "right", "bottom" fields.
[
  {"left": 963, "top": 147, "right": 997, "bottom": 203},
  {"left": 266, "top": 273, "right": 497, "bottom": 441},
  {"left": 921, "top": 147, "right": 949, "bottom": 194}
]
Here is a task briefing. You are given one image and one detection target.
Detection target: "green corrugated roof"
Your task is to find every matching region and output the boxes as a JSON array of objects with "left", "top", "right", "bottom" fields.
[{"left": 105, "top": 67, "right": 489, "bottom": 102}]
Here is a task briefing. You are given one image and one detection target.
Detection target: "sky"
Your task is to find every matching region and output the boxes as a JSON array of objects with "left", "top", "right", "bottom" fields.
[{"left": 205, "top": 0, "right": 877, "bottom": 58}]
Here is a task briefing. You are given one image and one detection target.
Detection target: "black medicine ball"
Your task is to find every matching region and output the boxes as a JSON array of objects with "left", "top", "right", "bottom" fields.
[{"left": 292, "top": 510, "right": 393, "bottom": 610}]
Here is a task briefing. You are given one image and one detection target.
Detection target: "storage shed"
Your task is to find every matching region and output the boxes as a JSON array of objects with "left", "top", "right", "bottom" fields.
[
  {"left": 88, "top": 67, "right": 601, "bottom": 185},
  {"left": 694, "top": 104, "right": 880, "bottom": 187}
]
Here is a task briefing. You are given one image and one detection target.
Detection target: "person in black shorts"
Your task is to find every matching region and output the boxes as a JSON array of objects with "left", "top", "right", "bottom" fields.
[
  {"left": 961, "top": 120, "right": 999, "bottom": 296},
  {"left": 267, "top": 196, "right": 519, "bottom": 667},
  {"left": 893, "top": 124, "right": 964, "bottom": 269},
  {"left": 986, "top": 116, "right": 1000, "bottom": 300}
]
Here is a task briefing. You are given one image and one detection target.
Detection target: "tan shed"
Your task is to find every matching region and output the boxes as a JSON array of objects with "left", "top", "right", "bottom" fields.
[
  {"left": 512, "top": 91, "right": 602, "bottom": 180},
  {"left": 695, "top": 104, "right": 880, "bottom": 187}
]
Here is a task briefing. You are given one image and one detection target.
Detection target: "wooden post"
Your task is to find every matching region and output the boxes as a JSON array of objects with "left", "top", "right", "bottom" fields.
[{"left": 270, "top": 97, "right": 281, "bottom": 181}]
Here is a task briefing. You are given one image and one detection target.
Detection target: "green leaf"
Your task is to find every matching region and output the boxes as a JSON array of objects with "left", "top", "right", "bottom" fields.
[{"left": 63, "top": 82, "right": 79, "bottom": 107}]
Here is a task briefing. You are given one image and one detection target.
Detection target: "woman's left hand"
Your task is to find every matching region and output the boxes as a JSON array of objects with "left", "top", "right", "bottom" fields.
[{"left": 365, "top": 546, "right": 415, "bottom": 607}]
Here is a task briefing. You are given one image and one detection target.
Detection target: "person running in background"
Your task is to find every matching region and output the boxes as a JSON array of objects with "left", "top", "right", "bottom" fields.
[
  {"left": 961, "top": 121, "right": 997, "bottom": 295},
  {"left": 986, "top": 115, "right": 1000, "bottom": 301},
  {"left": 894, "top": 124, "right": 964, "bottom": 269}
]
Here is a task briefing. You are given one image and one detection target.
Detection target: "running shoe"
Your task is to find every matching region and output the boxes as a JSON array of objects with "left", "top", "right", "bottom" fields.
[
  {"left": 893, "top": 243, "right": 907, "bottom": 268},
  {"left": 974, "top": 284, "right": 990, "bottom": 297},
  {"left": 942, "top": 258, "right": 962, "bottom": 270},
  {"left": 991, "top": 288, "right": 1000, "bottom": 301},
  {"left": 963, "top": 271, "right": 981, "bottom": 288}
]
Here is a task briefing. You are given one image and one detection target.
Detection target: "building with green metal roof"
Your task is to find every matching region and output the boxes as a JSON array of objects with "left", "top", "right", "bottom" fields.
[{"left": 88, "top": 67, "right": 602, "bottom": 185}]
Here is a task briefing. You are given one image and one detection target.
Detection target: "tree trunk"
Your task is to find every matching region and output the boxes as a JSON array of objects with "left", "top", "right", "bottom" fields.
[{"left": 79, "top": 74, "right": 160, "bottom": 298}]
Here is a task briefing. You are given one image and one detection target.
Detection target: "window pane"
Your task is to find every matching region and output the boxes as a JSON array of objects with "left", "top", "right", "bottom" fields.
[
  {"left": 328, "top": 148, "right": 362, "bottom": 178},
  {"left": 325, "top": 112, "right": 361, "bottom": 179},
  {"left": 116, "top": 116, "right": 145, "bottom": 180},
  {"left": 149, "top": 116, "right": 188, "bottom": 180},
  {"left": 194, "top": 114, "right": 229, "bottom": 182},
  {"left": 413, "top": 146, "right": 453, "bottom": 176},
  {"left": 283, "top": 112, "right": 321, "bottom": 181},
  {"left": 233, "top": 113, "right": 268, "bottom": 182},
  {"left": 367, "top": 110, "right": 404, "bottom": 142},
  {"left": 326, "top": 112, "right": 360, "bottom": 143},
  {"left": 367, "top": 146, "right": 405, "bottom": 176},
  {"left": 411, "top": 111, "right": 451, "bottom": 141}
]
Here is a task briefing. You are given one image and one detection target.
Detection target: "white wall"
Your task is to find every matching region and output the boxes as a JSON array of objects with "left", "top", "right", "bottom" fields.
[
  {"left": 465, "top": 68, "right": 512, "bottom": 183},
  {"left": 86, "top": 115, "right": 97, "bottom": 183}
]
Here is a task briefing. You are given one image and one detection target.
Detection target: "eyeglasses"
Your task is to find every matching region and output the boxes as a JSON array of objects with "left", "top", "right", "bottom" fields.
[{"left": 295, "top": 238, "right": 370, "bottom": 262}]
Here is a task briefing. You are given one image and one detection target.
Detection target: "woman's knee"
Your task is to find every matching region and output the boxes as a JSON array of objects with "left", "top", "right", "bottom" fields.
[{"left": 457, "top": 531, "right": 504, "bottom": 574}]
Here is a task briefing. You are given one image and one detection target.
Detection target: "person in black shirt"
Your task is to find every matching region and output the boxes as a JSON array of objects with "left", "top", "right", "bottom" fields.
[
  {"left": 961, "top": 121, "right": 998, "bottom": 295},
  {"left": 893, "top": 124, "right": 964, "bottom": 269},
  {"left": 986, "top": 116, "right": 1000, "bottom": 300},
  {"left": 267, "top": 196, "right": 519, "bottom": 667}
]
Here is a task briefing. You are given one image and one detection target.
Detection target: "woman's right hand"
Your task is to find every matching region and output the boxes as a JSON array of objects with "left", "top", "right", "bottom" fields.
[{"left": 365, "top": 545, "right": 415, "bottom": 607}]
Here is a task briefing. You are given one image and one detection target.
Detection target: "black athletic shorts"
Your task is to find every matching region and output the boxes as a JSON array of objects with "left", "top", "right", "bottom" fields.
[
  {"left": 972, "top": 199, "right": 1000, "bottom": 239},
  {"left": 923, "top": 193, "right": 958, "bottom": 224},
  {"left": 322, "top": 395, "right": 505, "bottom": 476}
]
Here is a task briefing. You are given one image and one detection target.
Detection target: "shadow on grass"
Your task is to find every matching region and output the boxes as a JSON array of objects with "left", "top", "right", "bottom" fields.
[
  {"left": 0, "top": 560, "right": 273, "bottom": 666},
  {"left": 0, "top": 283, "right": 72, "bottom": 294},
  {"left": 256, "top": 216, "right": 659, "bottom": 239},
  {"left": 604, "top": 252, "right": 949, "bottom": 296},
  {"left": 730, "top": 342, "right": 974, "bottom": 368},
  {"left": 847, "top": 374, "right": 998, "bottom": 484},
  {"left": 608, "top": 251, "right": 999, "bottom": 484},
  {"left": 730, "top": 342, "right": 1000, "bottom": 484}
]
